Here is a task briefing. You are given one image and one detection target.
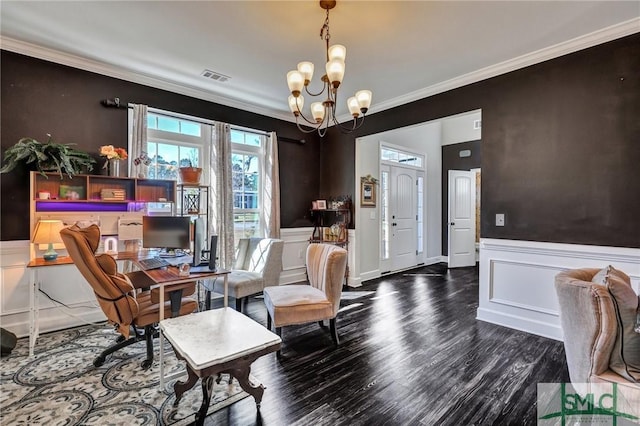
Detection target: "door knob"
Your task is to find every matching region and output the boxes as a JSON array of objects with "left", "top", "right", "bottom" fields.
[{"left": 450, "top": 222, "right": 455, "bottom": 225}]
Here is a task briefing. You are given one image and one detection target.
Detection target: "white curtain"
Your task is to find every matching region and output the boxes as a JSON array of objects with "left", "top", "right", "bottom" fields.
[
  {"left": 129, "top": 104, "right": 148, "bottom": 178},
  {"left": 210, "top": 122, "right": 235, "bottom": 269},
  {"left": 263, "top": 132, "right": 281, "bottom": 238}
]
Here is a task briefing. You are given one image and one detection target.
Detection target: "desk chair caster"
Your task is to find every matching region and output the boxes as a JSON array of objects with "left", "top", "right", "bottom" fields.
[{"left": 93, "top": 355, "right": 106, "bottom": 367}]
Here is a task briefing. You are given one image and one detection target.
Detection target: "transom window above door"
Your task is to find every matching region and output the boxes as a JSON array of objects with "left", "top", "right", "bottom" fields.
[{"left": 381, "top": 146, "right": 424, "bottom": 168}]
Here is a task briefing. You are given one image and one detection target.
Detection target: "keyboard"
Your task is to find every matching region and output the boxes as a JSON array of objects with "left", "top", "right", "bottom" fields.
[{"left": 137, "top": 257, "right": 171, "bottom": 271}]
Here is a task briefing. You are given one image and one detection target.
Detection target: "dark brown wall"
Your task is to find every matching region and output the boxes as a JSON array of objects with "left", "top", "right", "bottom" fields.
[
  {"left": 442, "top": 140, "right": 482, "bottom": 255},
  {"left": 4, "top": 33, "right": 640, "bottom": 248},
  {"left": 0, "top": 51, "right": 319, "bottom": 241},
  {"left": 321, "top": 33, "right": 640, "bottom": 249}
]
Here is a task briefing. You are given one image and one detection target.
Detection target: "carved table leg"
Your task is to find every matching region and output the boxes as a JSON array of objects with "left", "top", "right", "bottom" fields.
[
  {"left": 195, "top": 375, "right": 215, "bottom": 426},
  {"left": 229, "top": 365, "right": 265, "bottom": 408},
  {"left": 173, "top": 364, "right": 199, "bottom": 405}
]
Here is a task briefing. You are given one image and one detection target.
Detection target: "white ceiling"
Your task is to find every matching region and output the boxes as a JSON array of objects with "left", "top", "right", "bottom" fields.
[{"left": 1, "top": 1, "right": 639, "bottom": 123}]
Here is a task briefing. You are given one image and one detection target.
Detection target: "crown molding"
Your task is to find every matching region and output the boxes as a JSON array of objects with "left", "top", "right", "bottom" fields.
[
  {"left": 2, "top": 17, "right": 639, "bottom": 126},
  {"left": 0, "top": 36, "right": 295, "bottom": 123},
  {"left": 366, "top": 18, "right": 640, "bottom": 118}
]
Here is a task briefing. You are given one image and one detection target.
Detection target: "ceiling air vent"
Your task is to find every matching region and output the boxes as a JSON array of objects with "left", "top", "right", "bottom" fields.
[{"left": 201, "top": 69, "right": 230, "bottom": 83}]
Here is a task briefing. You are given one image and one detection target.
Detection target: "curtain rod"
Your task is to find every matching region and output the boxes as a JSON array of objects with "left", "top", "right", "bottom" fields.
[
  {"left": 101, "top": 97, "right": 304, "bottom": 143},
  {"left": 101, "top": 98, "right": 127, "bottom": 109},
  {"left": 278, "top": 136, "right": 306, "bottom": 144}
]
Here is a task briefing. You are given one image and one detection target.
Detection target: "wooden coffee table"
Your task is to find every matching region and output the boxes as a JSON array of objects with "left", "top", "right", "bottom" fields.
[{"left": 160, "top": 308, "right": 282, "bottom": 425}]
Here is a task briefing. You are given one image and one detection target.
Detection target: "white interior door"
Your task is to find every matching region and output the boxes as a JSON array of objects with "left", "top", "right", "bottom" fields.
[
  {"left": 390, "top": 166, "right": 417, "bottom": 271},
  {"left": 448, "top": 170, "right": 476, "bottom": 268}
]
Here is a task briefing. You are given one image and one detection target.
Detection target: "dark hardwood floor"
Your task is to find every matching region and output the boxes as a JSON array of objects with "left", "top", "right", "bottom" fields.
[{"left": 206, "top": 263, "right": 569, "bottom": 425}]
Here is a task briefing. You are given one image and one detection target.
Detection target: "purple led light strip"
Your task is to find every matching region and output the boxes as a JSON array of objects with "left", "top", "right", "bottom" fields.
[{"left": 36, "top": 201, "right": 132, "bottom": 212}]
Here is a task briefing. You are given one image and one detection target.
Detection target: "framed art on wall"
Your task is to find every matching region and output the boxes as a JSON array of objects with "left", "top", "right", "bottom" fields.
[
  {"left": 360, "top": 179, "right": 376, "bottom": 207},
  {"left": 316, "top": 200, "right": 327, "bottom": 210}
]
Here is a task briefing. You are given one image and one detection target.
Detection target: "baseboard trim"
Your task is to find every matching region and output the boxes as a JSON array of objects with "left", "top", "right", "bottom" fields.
[
  {"left": 4, "top": 308, "right": 106, "bottom": 339},
  {"left": 476, "top": 307, "right": 563, "bottom": 341}
]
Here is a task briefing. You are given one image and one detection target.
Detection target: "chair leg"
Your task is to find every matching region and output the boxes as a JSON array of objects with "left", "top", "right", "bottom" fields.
[
  {"left": 267, "top": 313, "right": 272, "bottom": 331},
  {"left": 275, "top": 327, "right": 282, "bottom": 358},
  {"left": 329, "top": 318, "right": 339, "bottom": 347},
  {"left": 169, "top": 289, "right": 184, "bottom": 318},
  {"left": 318, "top": 321, "right": 326, "bottom": 329},
  {"left": 205, "top": 289, "right": 212, "bottom": 310},
  {"left": 235, "top": 297, "right": 243, "bottom": 313},
  {"left": 141, "top": 325, "right": 154, "bottom": 370}
]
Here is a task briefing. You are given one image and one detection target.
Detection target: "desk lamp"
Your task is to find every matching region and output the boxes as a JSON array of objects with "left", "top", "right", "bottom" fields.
[{"left": 32, "top": 220, "right": 65, "bottom": 261}]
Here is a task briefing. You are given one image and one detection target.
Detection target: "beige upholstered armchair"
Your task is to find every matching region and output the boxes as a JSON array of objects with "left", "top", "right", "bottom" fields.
[
  {"left": 555, "top": 268, "right": 640, "bottom": 393},
  {"left": 204, "top": 238, "right": 284, "bottom": 312},
  {"left": 263, "top": 243, "right": 348, "bottom": 352}
]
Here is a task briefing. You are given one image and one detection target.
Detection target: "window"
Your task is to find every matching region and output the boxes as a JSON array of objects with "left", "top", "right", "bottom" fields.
[
  {"left": 231, "top": 128, "right": 264, "bottom": 240},
  {"left": 145, "top": 113, "right": 207, "bottom": 181},
  {"left": 131, "top": 110, "right": 267, "bottom": 244},
  {"left": 417, "top": 175, "right": 424, "bottom": 254},
  {"left": 147, "top": 113, "right": 201, "bottom": 137},
  {"left": 380, "top": 169, "right": 390, "bottom": 260},
  {"left": 381, "top": 146, "right": 423, "bottom": 167}
]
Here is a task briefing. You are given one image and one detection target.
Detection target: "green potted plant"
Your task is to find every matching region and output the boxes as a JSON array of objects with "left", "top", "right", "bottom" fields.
[{"left": 0, "top": 134, "right": 96, "bottom": 178}]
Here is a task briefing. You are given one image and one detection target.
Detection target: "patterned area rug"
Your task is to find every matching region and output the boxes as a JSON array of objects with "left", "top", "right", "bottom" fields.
[{"left": 0, "top": 324, "right": 248, "bottom": 425}]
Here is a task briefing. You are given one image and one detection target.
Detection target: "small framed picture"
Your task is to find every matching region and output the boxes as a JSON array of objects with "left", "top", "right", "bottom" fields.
[
  {"left": 312, "top": 200, "right": 318, "bottom": 210},
  {"left": 361, "top": 181, "right": 376, "bottom": 207},
  {"left": 316, "top": 200, "right": 327, "bottom": 210}
]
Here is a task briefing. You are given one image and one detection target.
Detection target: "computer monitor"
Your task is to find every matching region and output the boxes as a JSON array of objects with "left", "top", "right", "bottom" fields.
[{"left": 142, "top": 216, "right": 191, "bottom": 254}]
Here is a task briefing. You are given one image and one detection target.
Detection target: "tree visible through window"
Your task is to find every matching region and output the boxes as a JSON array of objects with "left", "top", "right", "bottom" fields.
[
  {"left": 231, "top": 129, "right": 263, "bottom": 240},
  {"left": 145, "top": 113, "right": 204, "bottom": 181},
  {"left": 134, "top": 111, "right": 266, "bottom": 243}
]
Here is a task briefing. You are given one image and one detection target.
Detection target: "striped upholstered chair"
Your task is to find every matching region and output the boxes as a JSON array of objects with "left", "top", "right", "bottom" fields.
[{"left": 263, "top": 243, "right": 347, "bottom": 352}]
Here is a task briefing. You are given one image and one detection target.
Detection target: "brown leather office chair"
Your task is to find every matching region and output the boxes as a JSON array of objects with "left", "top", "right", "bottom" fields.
[{"left": 60, "top": 224, "right": 198, "bottom": 369}]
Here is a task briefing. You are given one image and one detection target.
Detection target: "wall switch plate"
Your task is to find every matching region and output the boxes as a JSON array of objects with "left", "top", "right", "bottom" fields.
[{"left": 496, "top": 213, "right": 505, "bottom": 226}]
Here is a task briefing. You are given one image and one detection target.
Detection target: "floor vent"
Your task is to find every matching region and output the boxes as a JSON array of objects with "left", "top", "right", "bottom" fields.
[{"left": 201, "top": 69, "right": 230, "bottom": 82}]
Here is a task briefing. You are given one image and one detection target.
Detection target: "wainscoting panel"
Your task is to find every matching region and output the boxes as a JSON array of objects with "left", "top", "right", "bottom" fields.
[
  {"left": 280, "top": 228, "right": 312, "bottom": 285},
  {"left": 478, "top": 238, "right": 640, "bottom": 341},
  {"left": 1, "top": 264, "right": 30, "bottom": 315},
  {"left": 0, "top": 240, "right": 105, "bottom": 338},
  {"left": 489, "top": 260, "right": 560, "bottom": 315}
]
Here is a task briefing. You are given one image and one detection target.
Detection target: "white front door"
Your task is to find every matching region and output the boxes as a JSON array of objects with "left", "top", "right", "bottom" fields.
[
  {"left": 447, "top": 170, "right": 476, "bottom": 268},
  {"left": 391, "top": 166, "right": 417, "bottom": 271}
]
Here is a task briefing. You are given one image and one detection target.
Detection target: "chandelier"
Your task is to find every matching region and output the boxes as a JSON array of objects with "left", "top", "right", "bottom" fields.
[{"left": 286, "top": 0, "right": 372, "bottom": 137}]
